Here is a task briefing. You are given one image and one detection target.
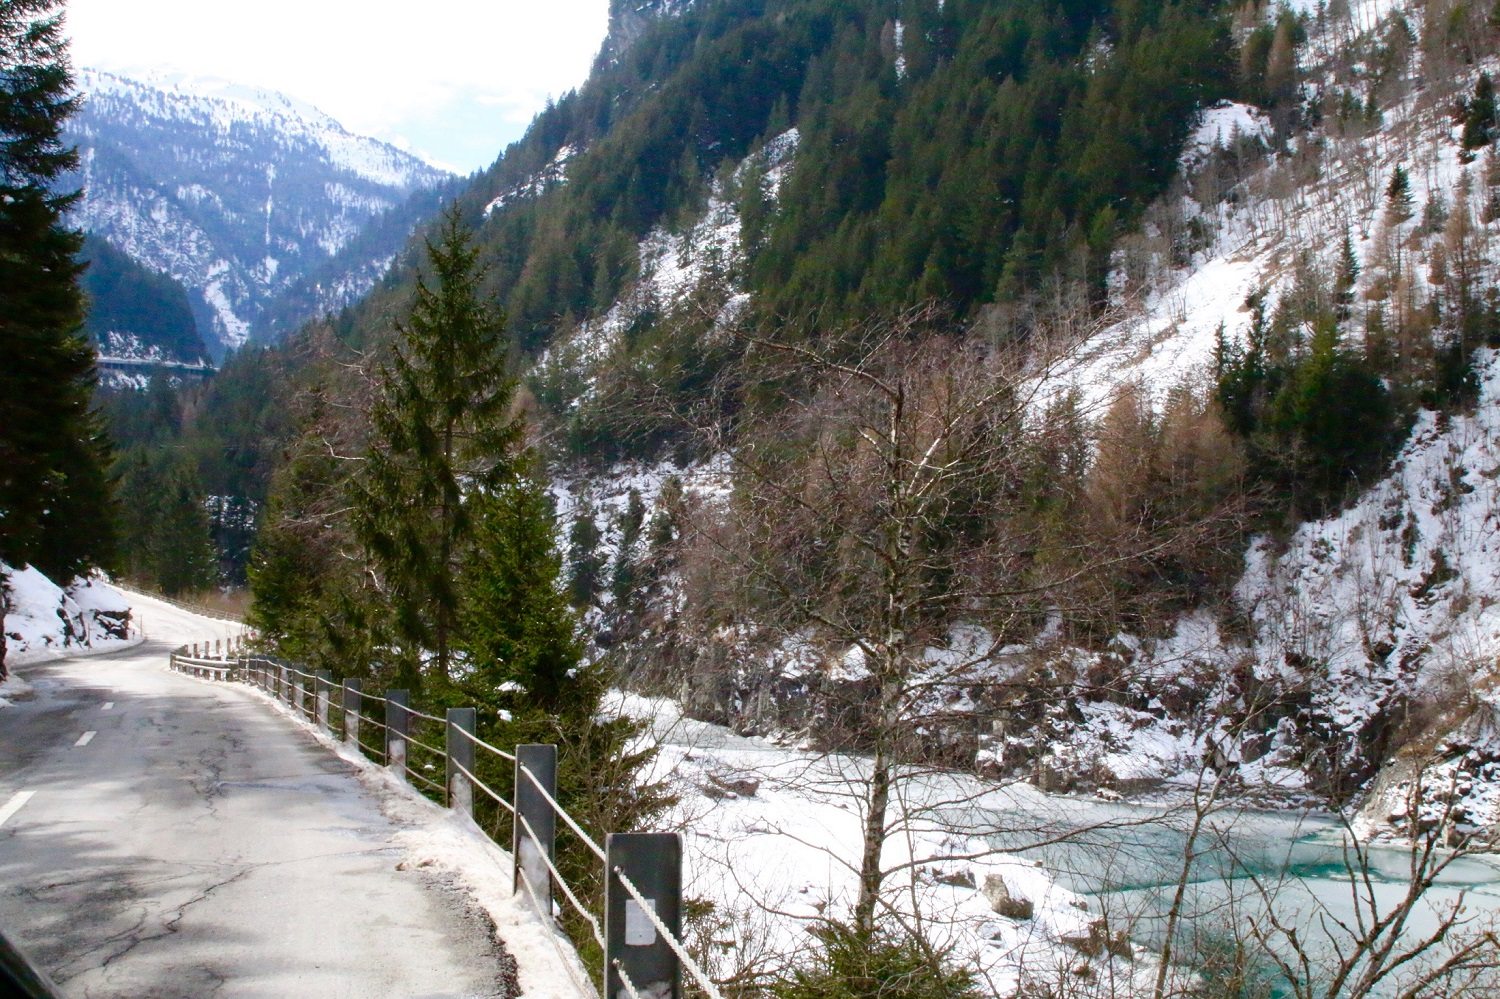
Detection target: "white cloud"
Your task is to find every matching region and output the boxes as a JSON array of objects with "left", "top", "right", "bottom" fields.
[{"left": 66, "top": 0, "right": 610, "bottom": 172}]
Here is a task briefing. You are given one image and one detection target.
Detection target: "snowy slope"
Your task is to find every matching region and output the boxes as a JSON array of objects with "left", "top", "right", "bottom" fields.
[
  {"left": 68, "top": 70, "right": 453, "bottom": 356},
  {"left": 1, "top": 565, "right": 134, "bottom": 669},
  {"left": 542, "top": 0, "right": 1500, "bottom": 835}
]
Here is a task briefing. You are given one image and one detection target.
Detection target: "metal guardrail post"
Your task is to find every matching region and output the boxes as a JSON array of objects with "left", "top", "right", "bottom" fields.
[
  {"left": 446, "top": 708, "right": 476, "bottom": 817},
  {"left": 344, "top": 679, "right": 362, "bottom": 751},
  {"left": 606, "top": 833, "right": 683, "bottom": 999},
  {"left": 316, "top": 670, "right": 333, "bottom": 732},
  {"left": 386, "top": 690, "right": 409, "bottom": 781},
  {"left": 514, "top": 744, "right": 557, "bottom": 917}
]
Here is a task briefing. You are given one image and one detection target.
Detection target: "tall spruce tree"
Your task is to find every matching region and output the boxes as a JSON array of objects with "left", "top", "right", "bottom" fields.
[
  {"left": 0, "top": 0, "right": 114, "bottom": 678},
  {"left": 460, "top": 451, "right": 584, "bottom": 717},
  {"left": 353, "top": 206, "right": 521, "bottom": 687}
]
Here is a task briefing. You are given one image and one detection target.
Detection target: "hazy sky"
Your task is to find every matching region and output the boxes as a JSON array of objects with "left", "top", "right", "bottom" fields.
[{"left": 66, "top": 0, "right": 612, "bottom": 175}]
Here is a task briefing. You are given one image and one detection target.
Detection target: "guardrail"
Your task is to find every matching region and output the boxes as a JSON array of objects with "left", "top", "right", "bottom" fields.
[
  {"left": 169, "top": 644, "right": 717, "bottom": 999},
  {"left": 129, "top": 587, "right": 245, "bottom": 623}
]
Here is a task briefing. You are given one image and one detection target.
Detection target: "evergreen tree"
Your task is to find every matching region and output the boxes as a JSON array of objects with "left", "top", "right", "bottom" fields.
[
  {"left": 609, "top": 488, "right": 646, "bottom": 606},
  {"left": 565, "top": 498, "right": 605, "bottom": 608},
  {"left": 1334, "top": 228, "right": 1360, "bottom": 321},
  {"left": 1385, "top": 164, "right": 1414, "bottom": 223},
  {"left": 0, "top": 0, "right": 115, "bottom": 678},
  {"left": 459, "top": 451, "right": 671, "bottom": 975},
  {"left": 460, "top": 454, "right": 584, "bottom": 716},
  {"left": 1462, "top": 71, "right": 1497, "bottom": 152},
  {"left": 151, "top": 462, "right": 219, "bottom": 596},
  {"left": 352, "top": 206, "right": 521, "bottom": 688}
]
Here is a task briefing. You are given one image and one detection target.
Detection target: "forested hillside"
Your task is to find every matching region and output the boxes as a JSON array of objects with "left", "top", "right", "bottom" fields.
[
  {"left": 80, "top": 234, "right": 208, "bottom": 369},
  {"left": 145, "top": 0, "right": 1500, "bottom": 846}
]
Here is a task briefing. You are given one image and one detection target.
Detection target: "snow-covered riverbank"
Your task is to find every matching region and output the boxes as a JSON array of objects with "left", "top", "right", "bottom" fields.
[{"left": 610, "top": 692, "right": 1500, "bottom": 996}]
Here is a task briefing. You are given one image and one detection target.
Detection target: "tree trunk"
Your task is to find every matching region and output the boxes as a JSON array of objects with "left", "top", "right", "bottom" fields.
[
  {"left": 854, "top": 737, "right": 893, "bottom": 938},
  {"left": 435, "top": 419, "right": 455, "bottom": 683},
  {"left": 0, "top": 578, "right": 9, "bottom": 683}
]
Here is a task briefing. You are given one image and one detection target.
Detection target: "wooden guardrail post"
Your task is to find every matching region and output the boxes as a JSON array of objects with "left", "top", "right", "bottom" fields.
[
  {"left": 446, "top": 708, "right": 476, "bottom": 818},
  {"left": 606, "top": 833, "right": 683, "bottom": 999},
  {"left": 315, "top": 670, "right": 333, "bottom": 732},
  {"left": 344, "top": 679, "right": 363, "bottom": 751},
  {"left": 386, "top": 690, "right": 409, "bottom": 781},
  {"left": 293, "top": 670, "right": 307, "bottom": 718},
  {"left": 514, "top": 744, "right": 557, "bottom": 918}
]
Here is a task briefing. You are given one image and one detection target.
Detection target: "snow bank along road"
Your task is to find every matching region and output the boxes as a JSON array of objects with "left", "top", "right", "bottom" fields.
[{"left": 0, "top": 592, "right": 514, "bottom": 998}]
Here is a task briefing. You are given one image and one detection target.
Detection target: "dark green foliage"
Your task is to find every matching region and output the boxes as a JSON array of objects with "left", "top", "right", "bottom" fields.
[
  {"left": 610, "top": 488, "right": 647, "bottom": 606},
  {"left": 79, "top": 235, "right": 205, "bottom": 362},
  {"left": 1461, "top": 71, "right": 1497, "bottom": 152},
  {"left": 246, "top": 374, "right": 394, "bottom": 678},
  {"left": 772, "top": 921, "right": 982, "bottom": 999},
  {"left": 1265, "top": 323, "right": 1395, "bottom": 503},
  {"left": 1386, "top": 163, "right": 1414, "bottom": 222},
  {"left": 114, "top": 448, "right": 218, "bottom": 595},
  {"left": 565, "top": 498, "right": 605, "bottom": 609},
  {"left": 757, "top": 0, "right": 1231, "bottom": 320},
  {"left": 1217, "top": 316, "right": 1397, "bottom": 513},
  {"left": 96, "top": 341, "right": 300, "bottom": 586},
  {"left": 0, "top": 0, "right": 115, "bottom": 593},
  {"left": 459, "top": 457, "right": 584, "bottom": 715},
  {"left": 1334, "top": 230, "right": 1359, "bottom": 321},
  {"left": 353, "top": 206, "right": 522, "bottom": 686}
]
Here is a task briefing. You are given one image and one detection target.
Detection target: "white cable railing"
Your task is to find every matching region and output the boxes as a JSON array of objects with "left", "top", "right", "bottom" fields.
[{"left": 169, "top": 643, "right": 715, "bottom": 999}]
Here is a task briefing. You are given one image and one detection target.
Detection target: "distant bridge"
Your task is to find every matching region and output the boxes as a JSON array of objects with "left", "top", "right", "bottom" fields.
[{"left": 96, "top": 355, "right": 217, "bottom": 381}]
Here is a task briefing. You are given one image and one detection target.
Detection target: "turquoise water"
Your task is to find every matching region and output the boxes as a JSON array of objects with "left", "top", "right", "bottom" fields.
[{"left": 943, "top": 795, "right": 1500, "bottom": 995}]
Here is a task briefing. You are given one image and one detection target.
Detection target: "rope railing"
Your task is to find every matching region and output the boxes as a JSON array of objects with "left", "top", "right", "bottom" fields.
[
  {"left": 402, "top": 705, "right": 449, "bottom": 726},
  {"left": 516, "top": 804, "right": 607, "bottom": 948},
  {"left": 613, "top": 865, "right": 725, "bottom": 999},
  {"left": 453, "top": 724, "right": 517, "bottom": 763},
  {"left": 169, "top": 641, "right": 709, "bottom": 999},
  {"left": 520, "top": 762, "right": 607, "bottom": 864},
  {"left": 452, "top": 759, "right": 516, "bottom": 815},
  {"left": 405, "top": 767, "right": 447, "bottom": 795}
]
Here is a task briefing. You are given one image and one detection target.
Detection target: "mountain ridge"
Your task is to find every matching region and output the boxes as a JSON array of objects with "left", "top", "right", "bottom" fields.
[{"left": 68, "top": 68, "right": 454, "bottom": 358}]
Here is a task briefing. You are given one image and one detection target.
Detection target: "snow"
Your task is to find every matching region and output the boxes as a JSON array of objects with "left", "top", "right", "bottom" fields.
[
  {"left": 3, "top": 565, "right": 138, "bottom": 667},
  {"left": 1178, "top": 101, "right": 1270, "bottom": 172},
  {"left": 484, "top": 145, "right": 577, "bottom": 217},
  {"left": 607, "top": 691, "right": 1167, "bottom": 994},
  {"left": 539, "top": 130, "right": 798, "bottom": 405},
  {"left": 81, "top": 69, "right": 454, "bottom": 185}
]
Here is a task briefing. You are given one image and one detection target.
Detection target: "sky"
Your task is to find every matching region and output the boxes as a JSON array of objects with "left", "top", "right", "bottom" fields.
[{"left": 66, "top": 0, "right": 613, "bottom": 175}]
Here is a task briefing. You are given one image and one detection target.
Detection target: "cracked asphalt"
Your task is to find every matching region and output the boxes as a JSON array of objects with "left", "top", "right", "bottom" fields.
[{"left": 0, "top": 597, "right": 514, "bottom": 999}]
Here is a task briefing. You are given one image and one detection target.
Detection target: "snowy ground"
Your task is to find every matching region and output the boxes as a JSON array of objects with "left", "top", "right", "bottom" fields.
[
  {"left": 2, "top": 565, "right": 138, "bottom": 668},
  {"left": 606, "top": 691, "right": 1171, "bottom": 995}
]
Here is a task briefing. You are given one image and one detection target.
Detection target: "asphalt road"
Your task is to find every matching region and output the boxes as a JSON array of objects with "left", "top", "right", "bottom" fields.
[{"left": 0, "top": 595, "right": 513, "bottom": 998}]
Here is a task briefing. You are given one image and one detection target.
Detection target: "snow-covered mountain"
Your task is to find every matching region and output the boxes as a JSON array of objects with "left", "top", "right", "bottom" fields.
[{"left": 67, "top": 70, "right": 453, "bottom": 358}]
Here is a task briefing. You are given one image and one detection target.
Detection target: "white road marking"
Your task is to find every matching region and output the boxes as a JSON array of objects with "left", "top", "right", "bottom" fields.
[
  {"left": 0, "top": 791, "right": 34, "bottom": 828},
  {"left": 75, "top": 731, "right": 97, "bottom": 747},
  {"left": 103, "top": 702, "right": 115, "bottom": 711}
]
